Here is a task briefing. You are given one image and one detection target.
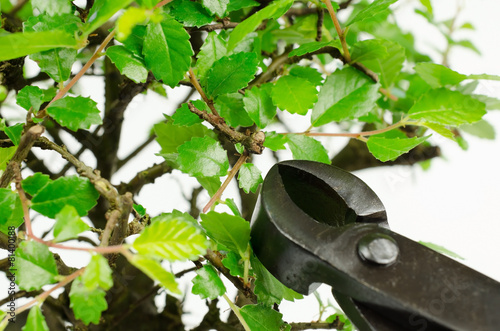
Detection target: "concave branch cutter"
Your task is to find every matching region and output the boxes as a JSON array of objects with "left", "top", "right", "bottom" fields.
[{"left": 250, "top": 160, "right": 500, "bottom": 331}]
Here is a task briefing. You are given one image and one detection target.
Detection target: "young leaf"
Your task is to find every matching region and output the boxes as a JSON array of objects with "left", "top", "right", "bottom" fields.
[
  {"left": 326, "top": 313, "right": 354, "bottom": 331},
  {"left": 16, "top": 241, "right": 59, "bottom": 291},
  {"left": 143, "top": 17, "right": 194, "bottom": 88},
  {"left": 106, "top": 46, "right": 148, "bottom": 83},
  {"left": 263, "top": 132, "right": 288, "bottom": 151},
  {"left": 196, "top": 31, "right": 228, "bottom": 80},
  {"left": 4, "top": 123, "right": 23, "bottom": 145},
  {"left": 240, "top": 304, "right": 289, "bottom": 331},
  {"left": 154, "top": 120, "right": 214, "bottom": 155},
  {"left": 350, "top": 39, "right": 389, "bottom": 63},
  {"left": 22, "top": 173, "right": 51, "bottom": 196},
  {"left": 152, "top": 210, "right": 198, "bottom": 227},
  {"left": 0, "top": 147, "right": 16, "bottom": 172},
  {"left": 0, "top": 188, "right": 24, "bottom": 234},
  {"left": 206, "top": 52, "right": 258, "bottom": 97},
  {"left": 83, "top": 0, "right": 134, "bottom": 36},
  {"left": 16, "top": 86, "right": 44, "bottom": 111},
  {"left": 172, "top": 102, "right": 204, "bottom": 126},
  {"left": 200, "top": 211, "right": 250, "bottom": 257},
  {"left": 167, "top": 0, "right": 214, "bottom": 28},
  {"left": 460, "top": 120, "right": 495, "bottom": 140},
  {"left": 362, "top": 40, "right": 405, "bottom": 89},
  {"left": 367, "top": 135, "right": 430, "bottom": 162},
  {"left": 288, "top": 40, "right": 340, "bottom": 57},
  {"left": 287, "top": 135, "right": 330, "bottom": 164},
  {"left": 32, "top": 0, "right": 71, "bottom": 15},
  {"left": 81, "top": 254, "right": 113, "bottom": 291},
  {"left": 177, "top": 136, "right": 229, "bottom": 177},
  {"left": 408, "top": 88, "right": 486, "bottom": 125},
  {"left": 238, "top": 163, "right": 263, "bottom": 194},
  {"left": 127, "top": 255, "right": 181, "bottom": 294},
  {"left": 69, "top": 277, "right": 108, "bottom": 326},
  {"left": 243, "top": 84, "right": 277, "bottom": 129},
  {"left": 215, "top": 93, "right": 254, "bottom": 128},
  {"left": 289, "top": 66, "right": 323, "bottom": 86},
  {"left": 31, "top": 175, "right": 100, "bottom": 219},
  {"left": 271, "top": 76, "right": 317, "bottom": 115},
  {"left": 414, "top": 63, "right": 467, "bottom": 88},
  {"left": 115, "top": 7, "right": 149, "bottom": 41},
  {"left": 23, "top": 306, "right": 50, "bottom": 331},
  {"left": 53, "top": 205, "right": 90, "bottom": 243},
  {"left": 222, "top": 251, "right": 245, "bottom": 277},
  {"left": 202, "top": 0, "right": 229, "bottom": 17},
  {"left": 192, "top": 264, "right": 226, "bottom": 300},
  {"left": 312, "top": 67, "right": 380, "bottom": 126},
  {"left": 133, "top": 218, "right": 208, "bottom": 261},
  {"left": 46, "top": 96, "right": 102, "bottom": 132},
  {"left": 347, "top": 0, "right": 398, "bottom": 26}
]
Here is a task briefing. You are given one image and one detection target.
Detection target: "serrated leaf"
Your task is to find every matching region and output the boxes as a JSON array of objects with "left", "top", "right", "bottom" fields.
[
  {"left": 22, "top": 306, "right": 49, "bottom": 331},
  {"left": 152, "top": 210, "right": 198, "bottom": 228},
  {"left": 350, "top": 39, "right": 389, "bottom": 63},
  {"left": 84, "top": 0, "right": 133, "bottom": 35},
  {"left": 215, "top": 93, "right": 254, "bottom": 127},
  {"left": 287, "top": 135, "right": 330, "bottom": 163},
  {"left": 471, "top": 94, "right": 500, "bottom": 111},
  {"left": 116, "top": 7, "right": 149, "bottom": 41},
  {"left": 238, "top": 163, "right": 263, "bottom": 194},
  {"left": 127, "top": 255, "right": 181, "bottom": 294},
  {"left": 362, "top": 39, "right": 405, "bottom": 89},
  {"left": 154, "top": 120, "right": 214, "bottom": 156},
  {"left": 32, "top": 0, "right": 71, "bottom": 15},
  {"left": 46, "top": 96, "right": 102, "bottom": 132},
  {"left": 143, "top": 18, "right": 193, "bottom": 88},
  {"left": 196, "top": 31, "right": 228, "bottom": 81},
  {"left": 367, "top": 135, "right": 430, "bottom": 162},
  {"left": 227, "top": 0, "right": 259, "bottom": 12},
  {"left": 4, "top": 123, "right": 23, "bottom": 145},
  {"left": 243, "top": 84, "right": 277, "bottom": 129},
  {"left": 414, "top": 63, "right": 467, "bottom": 88},
  {"left": 177, "top": 136, "right": 229, "bottom": 177},
  {"left": 347, "top": 0, "right": 398, "bottom": 26},
  {"left": 289, "top": 66, "right": 323, "bottom": 86},
  {"left": 419, "top": 241, "right": 464, "bottom": 260},
  {"left": 0, "top": 147, "right": 15, "bottom": 171},
  {"left": 222, "top": 251, "right": 245, "bottom": 277},
  {"left": 312, "top": 67, "right": 380, "bottom": 126},
  {"left": 133, "top": 218, "right": 208, "bottom": 261},
  {"left": 69, "top": 277, "right": 108, "bottom": 325},
  {"left": 172, "top": 102, "right": 204, "bottom": 126},
  {"left": 240, "top": 304, "right": 288, "bottom": 330},
  {"left": 16, "top": 86, "right": 44, "bottom": 111},
  {"left": 0, "top": 188, "right": 24, "bottom": 234},
  {"left": 460, "top": 120, "right": 495, "bottom": 140},
  {"left": 408, "top": 88, "right": 486, "bottom": 125},
  {"left": 202, "top": 0, "right": 229, "bottom": 17},
  {"left": 197, "top": 176, "right": 222, "bottom": 196},
  {"left": 288, "top": 40, "right": 339, "bottom": 57},
  {"left": 271, "top": 76, "right": 317, "bottom": 115},
  {"left": 16, "top": 241, "right": 58, "bottom": 291},
  {"left": 30, "top": 48, "right": 77, "bottom": 83},
  {"left": 263, "top": 131, "right": 288, "bottom": 151},
  {"left": 53, "top": 205, "right": 90, "bottom": 243},
  {"left": 106, "top": 45, "right": 148, "bottom": 83},
  {"left": 227, "top": 0, "right": 293, "bottom": 51},
  {"left": 31, "top": 175, "right": 100, "bottom": 219},
  {"left": 200, "top": 211, "right": 250, "bottom": 256},
  {"left": 167, "top": 0, "right": 214, "bottom": 28},
  {"left": 192, "top": 264, "right": 226, "bottom": 299},
  {"left": 81, "top": 254, "right": 113, "bottom": 291},
  {"left": 206, "top": 52, "right": 258, "bottom": 97},
  {"left": 22, "top": 173, "right": 51, "bottom": 196},
  {"left": 122, "top": 25, "right": 147, "bottom": 56},
  {"left": 422, "top": 122, "right": 455, "bottom": 140}
]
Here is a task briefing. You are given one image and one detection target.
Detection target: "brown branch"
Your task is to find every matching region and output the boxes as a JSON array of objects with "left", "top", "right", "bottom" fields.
[
  {"left": 188, "top": 68, "right": 220, "bottom": 117},
  {"left": 116, "top": 161, "right": 173, "bottom": 196},
  {"left": 187, "top": 22, "right": 239, "bottom": 33},
  {"left": 290, "top": 318, "right": 343, "bottom": 330},
  {"left": 316, "top": 7, "right": 324, "bottom": 42}
]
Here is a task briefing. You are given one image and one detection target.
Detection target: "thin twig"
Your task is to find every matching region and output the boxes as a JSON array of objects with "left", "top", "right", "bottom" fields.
[
  {"left": 322, "top": 0, "right": 351, "bottom": 62},
  {"left": 188, "top": 68, "right": 220, "bottom": 117},
  {"left": 12, "top": 163, "right": 33, "bottom": 238}
]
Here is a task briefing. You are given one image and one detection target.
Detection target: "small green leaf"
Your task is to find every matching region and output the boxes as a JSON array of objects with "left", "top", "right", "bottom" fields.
[
  {"left": 134, "top": 204, "right": 147, "bottom": 216},
  {"left": 350, "top": 39, "right": 389, "bottom": 63},
  {"left": 467, "top": 73, "right": 500, "bottom": 81},
  {"left": 152, "top": 210, "right": 199, "bottom": 228},
  {"left": 197, "top": 176, "right": 222, "bottom": 196},
  {"left": 460, "top": 120, "right": 495, "bottom": 140},
  {"left": 32, "top": 0, "right": 71, "bottom": 15},
  {"left": 367, "top": 135, "right": 430, "bottom": 162},
  {"left": 347, "top": 0, "right": 398, "bottom": 26},
  {"left": 196, "top": 31, "right": 228, "bottom": 81},
  {"left": 227, "top": 0, "right": 259, "bottom": 12},
  {"left": 16, "top": 241, "right": 58, "bottom": 291},
  {"left": 240, "top": 304, "right": 289, "bottom": 330},
  {"left": 30, "top": 48, "right": 77, "bottom": 83},
  {"left": 143, "top": 18, "right": 194, "bottom": 88},
  {"left": 69, "top": 277, "right": 108, "bottom": 325},
  {"left": 224, "top": 198, "right": 242, "bottom": 217},
  {"left": 106, "top": 45, "right": 148, "bottom": 83},
  {"left": 192, "top": 264, "right": 226, "bottom": 299},
  {"left": 133, "top": 218, "right": 208, "bottom": 261},
  {"left": 451, "top": 39, "right": 480, "bottom": 55},
  {"left": 22, "top": 306, "right": 49, "bottom": 331},
  {"left": 271, "top": 76, "right": 317, "bottom": 115},
  {"left": 222, "top": 251, "right": 245, "bottom": 277},
  {"left": 289, "top": 66, "right": 323, "bottom": 86},
  {"left": 202, "top": 0, "right": 229, "bottom": 17},
  {"left": 243, "top": 84, "right": 277, "bottom": 129},
  {"left": 83, "top": 0, "right": 134, "bottom": 35},
  {"left": 238, "top": 163, "right": 263, "bottom": 194},
  {"left": 414, "top": 63, "right": 467, "bottom": 88},
  {"left": 206, "top": 52, "right": 258, "bottom": 97},
  {"left": 0, "top": 188, "right": 23, "bottom": 234},
  {"left": 419, "top": 241, "right": 464, "bottom": 260},
  {"left": 154, "top": 120, "right": 214, "bottom": 156},
  {"left": 408, "top": 88, "right": 486, "bottom": 125},
  {"left": 362, "top": 40, "right": 405, "bottom": 89},
  {"left": 235, "top": 143, "right": 245, "bottom": 154},
  {"left": 46, "top": 96, "right": 102, "bottom": 132},
  {"left": 288, "top": 40, "right": 340, "bottom": 57},
  {"left": 116, "top": 7, "right": 149, "bottom": 41},
  {"left": 287, "top": 135, "right": 330, "bottom": 164},
  {"left": 263, "top": 132, "right": 288, "bottom": 151},
  {"left": 326, "top": 313, "right": 354, "bottom": 331},
  {"left": 422, "top": 122, "right": 455, "bottom": 140},
  {"left": 53, "top": 205, "right": 90, "bottom": 243},
  {"left": 31, "top": 175, "right": 100, "bottom": 219},
  {"left": 172, "top": 102, "right": 204, "bottom": 126},
  {"left": 22, "top": 173, "right": 51, "bottom": 196},
  {"left": 4, "top": 123, "right": 23, "bottom": 145},
  {"left": 215, "top": 93, "right": 254, "bottom": 127},
  {"left": 200, "top": 211, "right": 250, "bottom": 257},
  {"left": 167, "top": 0, "right": 214, "bottom": 28},
  {"left": 127, "top": 255, "right": 181, "bottom": 294},
  {"left": 16, "top": 86, "right": 44, "bottom": 111},
  {"left": 177, "top": 136, "right": 229, "bottom": 177},
  {"left": 82, "top": 254, "right": 113, "bottom": 291},
  {"left": 0, "top": 146, "right": 15, "bottom": 172}
]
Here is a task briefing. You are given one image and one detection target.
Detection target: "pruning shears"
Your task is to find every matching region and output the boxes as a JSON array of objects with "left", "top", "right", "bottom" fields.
[{"left": 250, "top": 160, "right": 500, "bottom": 331}]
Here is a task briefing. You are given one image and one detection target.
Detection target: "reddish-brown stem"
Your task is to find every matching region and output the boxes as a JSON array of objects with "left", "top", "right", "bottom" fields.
[
  {"left": 379, "top": 87, "right": 398, "bottom": 101},
  {"left": 203, "top": 151, "right": 249, "bottom": 213},
  {"left": 154, "top": 0, "right": 174, "bottom": 9},
  {"left": 13, "top": 164, "right": 33, "bottom": 238},
  {"left": 322, "top": 0, "right": 351, "bottom": 62},
  {"left": 188, "top": 68, "right": 220, "bottom": 117}
]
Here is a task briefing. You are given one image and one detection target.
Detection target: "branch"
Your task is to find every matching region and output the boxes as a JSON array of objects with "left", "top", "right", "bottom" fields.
[
  {"left": 322, "top": 0, "right": 351, "bottom": 62},
  {"left": 116, "top": 161, "right": 173, "bottom": 196},
  {"left": 289, "top": 319, "right": 343, "bottom": 330},
  {"left": 187, "top": 22, "right": 239, "bottom": 33}
]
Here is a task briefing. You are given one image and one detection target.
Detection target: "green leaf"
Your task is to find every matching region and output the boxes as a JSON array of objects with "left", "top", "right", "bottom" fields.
[
  {"left": 172, "top": 102, "right": 204, "bottom": 126},
  {"left": 419, "top": 241, "right": 464, "bottom": 260},
  {"left": 408, "top": 88, "right": 486, "bottom": 125},
  {"left": 215, "top": 93, "right": 254, "bottom": 127},
  {"left": 202, "top": 0, "right": 229, "bottom": 17},
  {"left": 122, "top": 25, "right": 147, "bottom": 56},
  {"left": 143, "top": 18, "right": 194, "bottom": 88},
  {"left": 287, "top": 135, "right": 330, "bottom": 163},
  {"left": 133, "top": 218, "right": 208, "bottom": 261},
  {"left": 419, "top": 0, "right": 433, "bottom": 15},
  {"left": 106, "top": 45, "right": 148, "bottom": 83},
  {"left": 422, "top": 122, "right": 455, "bottom": 140},
  {"left": 197, "top": 176, "right": 222, "bottom": 196},
  {"left": 222, "top": 251, "right": 245, "bottom": 277},
  {"left": 243, "top": 84, "right": 277, "bottom": 129},
  {"left": 134, "top": 204, "right": 147, "bottom": 216},
  {"left": 22, "top": 306, "right": 49, "bottom": 331},
  {"left": 206, "top": 52, "right": 258, "bottom": 97},
  {"left": 347, "top": 0, "right": 398, "bottom": 26},
  {"left": 238, "top": 163, "right": 263, "bottom": 194},
  {"left": 16, "top": 241, "right": 58, "bottom": 291},
  {"left": 471, "top": 94, "right": 500, "bottom": 111},
  {"left": 32, "top": 0, "right": 71, "bottom": 15},
  {"left": 82, "top": 254, "right": 113, "bottom": 291},
  {"left": 53, "top": 205, "right": 90, "bottom": 243},
  {"left": 271, "top": 76, "right": 317, "bottom": 115},
  {"left": 4, "top": 123, "right": 23, "bottom": 145},
  {"left": 22, "top": 173, "right": 51, "bottom": 196},
  {"left": 227, "top": 0, "right": 259, "bottom": 12},
  {"left": 326, "top": 313, "right": 354, "bottom": 331},
  {"left": 30, "top": 47, "right": 77, "bottom": 83},
  {"left": 152, "top": 210, "right": 199, "bottom": 228},
  {"left": 16, "top": 86, "right": 44, "bottom": 111},
  {"left": 460, "top": 120, "right": 495, "bottom": 140},
  {"left": 288, "top": 40, "right": 339, "bottom": 57},
  {"left": 46, "top": 96, "right": 102, "bottom": 132},
  {"left": 116, "top": 7, "right": 149, "bottom": 40},
  {"left": 362, "top": 40, "right": 405, "bottom": 89},
  {"left": 83, "top": 0, "right": 134, "bottom": 35},
  {"left": 227, "top": 0, "right": 294, "bottom": 51},
  {"left": 167, "top": 0, "right": 214, "bottom": 28},
  {"left": 289, "top": 66, "right": 323, "bottom": 86},
  {"left": 0, "top": 188, "right": 23, "bottom": 234},
  {"left": 240, "top": 304, "right": 288, "bottom": 330},
  {"left": 154, "top": 120, "right": 214, "bottom": 156},
  {"left": 312, "top": 67, "right": 380, "bottom": 126},
  {"left": 467, "top": 74, "right": 500, "bottom": 81},
  {"left": 69, "top": 277, "right": 108, "bottom": 325},
  {"left": 350, "top": 39, "right": 389, "bottom": 63},
  {"left": 263, "top": 131, "right": 288, "bottom": 151},
  {"left": 31, "top": 175, "right": 100, "bottom": 219},
  {"left": 192, "top": 264, "right": 226, "bottom": 299},
  {"left": 196, "top": 31, "right": 228, "bottom": 80},
  {"left": 367, "top": 135, "right": 430, "bottom": 162},
  {"left": 200, "top": 211, "right": 250, "bottom": 256},
  {"left": 177, "top": 136, "right": 229, "bottom": 177},
  {"left": 127, "top": 255, "right": 181, "bottom": 294},
  {"left": 0, "top": 146, "right": 15, "bottom": 171},
  {"left": 451, "top": 39, "right": 480, "bottom": 55},
  {"left": 414, "top": 63, "right": 467, "bottom": 88}
]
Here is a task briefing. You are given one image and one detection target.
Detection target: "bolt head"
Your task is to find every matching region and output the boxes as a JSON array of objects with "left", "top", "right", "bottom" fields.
[{"left": 358, "top": 233, "right": 399, "bottom": 266}]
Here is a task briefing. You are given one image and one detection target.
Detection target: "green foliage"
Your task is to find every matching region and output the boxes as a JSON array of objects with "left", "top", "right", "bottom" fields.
[
  {"left": 238, "top": 163, "right": 263, "bottom": 193},
  {"left": 16, "top": 241, "right": 59, "bottom": 291},
  {"left": 367, "top": 135, "right": 430, "bottom": 162},
  {"left": 177, "top": 136, "right": 229, "bottom": 177},
  {"left": 81, "top": 254, "right": 113, "bottom": 290},
  {"left": 46, "top": 96, "right": 102, "bottom": 131},
  {"left": 0, "top": 188, "right": 23, "bottom": 234},
  {"left": 69, "top": 277, "right": 108, "bottom": 325},
  {"left": 23, "top": 306, "right": 49, "bottom": 331},
  {"left": 419, "top": 241, "right": 464, "bottom": 260},
  {"left": 52, "top": 205, "right": 90, "bottom": 243},
  {"left": 192, "top": 264, "right": 226, "bottom": 299},
  {"left": 271, "top": 75, "right": 318, "bottom": 115},
  {"left": 243, "top": 84, "right": 277, "bottom": 128},
  {"left": 414, "top": 63, "right": 467, "bottom": 88},
  {"left": 240, "top": 304, "right": 290, "bottom": 330},
  {"left": 127, "top": 255, "right": 181, "bottom": 294},
  {"left": 106, "top": 45, "right": 148, "bottom": 83},
  {"left": 200, "top": 212, "right": 250, "bottom": 257},
  {"left": 16, "top": 86, "right": 45, "bottom": 111},
  {"left": 287, "top": 135, "right": 330, "bottom": 164},
  {"left": 347, "top": 0, "right": 398, "bottom": 26}
]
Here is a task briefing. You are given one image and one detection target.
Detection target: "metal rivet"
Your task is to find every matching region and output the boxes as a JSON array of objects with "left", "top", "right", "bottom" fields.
[{"left": 358, "top": 233, "right": 399, "bottom": 266}]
